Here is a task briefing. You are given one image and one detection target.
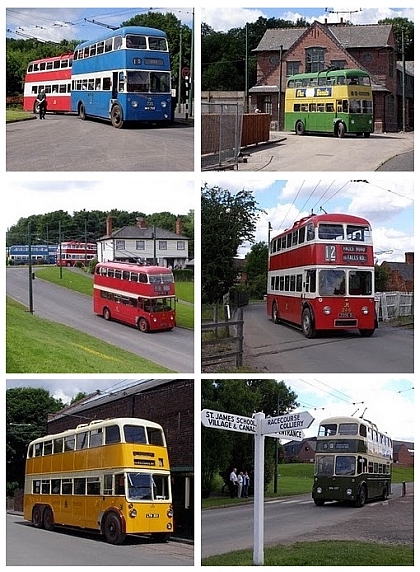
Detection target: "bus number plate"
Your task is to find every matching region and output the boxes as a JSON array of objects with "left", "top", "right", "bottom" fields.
[{"left": 146, "top": 513, "right": 159, "bottom": 518}]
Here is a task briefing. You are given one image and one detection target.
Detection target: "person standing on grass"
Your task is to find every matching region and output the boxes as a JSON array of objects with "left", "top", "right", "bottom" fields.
[{"left": 229, "top": 467, "right": 238, "bottom": 498}]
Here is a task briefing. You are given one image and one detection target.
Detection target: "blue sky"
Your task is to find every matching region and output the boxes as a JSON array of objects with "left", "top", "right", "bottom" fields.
[
  {"left": 6, "top": 7, "right": 193, "bottom": 43},
  {"left": 202, "top": 7, "right": 414, "bottom": 32},
  {"left": 201, "top": 175, "right": 414, "bottom": 263},
  {"left": 6, "top": 376, "right": 414, "bottom": 441}
]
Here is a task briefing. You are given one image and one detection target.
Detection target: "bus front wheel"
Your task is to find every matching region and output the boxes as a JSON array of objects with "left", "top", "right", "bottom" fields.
[
  {"left": 295, "top": 120, "right": 305, "bottom": 136},
  {"left": 364, "top": 132, "right": 371, "bottom": 138},
  {"left": 138, "top": 318, "right": 150, "bottom": 333},
  {"left": 103, "top": 307, "right": 111, "bottom": 321},
  {"left": 103, "top": 512, "right": 125, "bottom": 545},
  {"left": 354, "top": 485, "right": 367, "bottom": 508},
  {"left": 336, "top": 122, "right": 346, "bottom": 138},
  {"left": 79, "top": 103, "right": 86, "bottom": 120},
  {"left": 302, "top": 308, "right": 316, "bottom": 338},
  {"left": 359, "top": 328, "right": 375, "bottom": 337},
  {"left": 314, "top": 499, "right": 325, "bottom": 506},
  {"left": 111, "top": 104, "right": 124, "bottom": 129},
  {"left": 32, "top": 505, "right": 43, "bottom": 528},
  {"left": 43, "top": 506, "right": 55, "bottom": 531}
]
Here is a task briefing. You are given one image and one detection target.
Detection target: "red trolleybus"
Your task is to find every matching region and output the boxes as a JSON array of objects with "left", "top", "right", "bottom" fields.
[
  {"left": 24, "top": 418, "right": 173, "bottom": 544},
  {"left": 57, "top": 241, "right": 97, "bottom": 267},
  {"left": 267, "top": 213, "right": 377, "bottom": 338},
  {"left": 93, "top": 261, "right": 176, "bottom": 332},
  {"left": 312, "top": 416, "right": 392, "bottom": 507},
  {"left": 23, "top": 53, "right": 73, "bottom": 114}
]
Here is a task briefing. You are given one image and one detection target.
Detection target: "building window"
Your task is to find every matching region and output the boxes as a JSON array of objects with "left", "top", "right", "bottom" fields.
[
  {"left": 136, "top": 240, "right": 145, "bottom": 250},
  {"left": 115, "top": 240, "right": 125, "bottom": 250},
  {"left": 286, "top": 61, "right": 300, "bottom": 76},
  {"left": 306, "top": 48, "right": 325, "bottom": 73},
  {"left": 263, "top": 95, "right": 273, "bottom": 115},
  {"left": 177, "top": 241, "right": 185, "bottom": 250},
  {"left": 159, "top": 241, "right": 167, "bottom": 250}
]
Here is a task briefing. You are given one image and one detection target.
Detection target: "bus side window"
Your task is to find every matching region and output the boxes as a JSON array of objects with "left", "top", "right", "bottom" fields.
[
  {"left": 342, "top": 100, "right": 349, "bottom": 113},
  {"left": 115, "top": 473, "right": 125, "bottom": 495}
]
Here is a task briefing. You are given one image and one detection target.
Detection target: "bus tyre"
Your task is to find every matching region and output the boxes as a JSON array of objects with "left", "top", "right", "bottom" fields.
[
  {"left": 111, "top": 104, "right": 124, "bottom": 129},
  {"left": 43, "top": 506, "right": 55, "bottom": 531},
  {"left": 314, "top": 499, "right": 325, "bottom": 506},
  {"left": 32, "top": 505, "right": 44, "bottom": 528},
  {"left": 151, "top": 532, "right": 171, "bottom": 543},
  {"left": 272, "top": 301, "right": 281, "bottom": 324},
  {"left": 359, "top": 328, "right": 375, "bottom": 337},
  {"left": 295, "top": 120, "right": 305, "bottom": 136},
  {"left": 103, "top": 512, "right": 125, "bottom": 545},
  {"left": 336, "top": 122, "right": 346, "bottom": 138},
  {"left": 103, "top": 307, "right": 111, "bottom": 321},
  {"left": 363, "top": 132, "right": 371, "bottom": 138},
  {"left": 138, "top": 318, "right": 150, "bottom": 333},
  {"left": 79, "top": 103, "right": 86, "bottom": 120},
  {"left": 301, "top": 308, "right": 316, "bottom": 339},
  {"left": 354, "top": 485, "right": 367, "bottom": 508}
]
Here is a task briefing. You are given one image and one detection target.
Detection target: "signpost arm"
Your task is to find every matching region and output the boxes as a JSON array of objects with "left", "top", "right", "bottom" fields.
[{"left": 253, "top": 412, "right": 265, "bottom": 566}]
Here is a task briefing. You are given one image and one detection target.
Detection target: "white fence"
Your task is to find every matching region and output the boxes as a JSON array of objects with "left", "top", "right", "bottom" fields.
[{"left": 376, "top": 291, "right": 414, "bottom": 321}]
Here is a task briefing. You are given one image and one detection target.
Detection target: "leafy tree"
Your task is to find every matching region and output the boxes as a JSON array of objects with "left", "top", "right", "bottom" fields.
[
  {"left": 201, "top": 379, "right": 299, "bottom": 497},
  {"left": 375, "top": 264, "right": 391, "bottom": 292},
  {"left": 378, "top": 17, "right": 414, "bottom": 60},
  {"left": 6, "top": 388, "right": 64, "bottom": 491},
  {"left": 201, "top": 185, "right": 264, "bottom": 303},
  {"left": 243, "top": 241, "right": 268, "bottom": 298},
  {"left": 70, "top": 392, "right": 88, "bottom": 405}
]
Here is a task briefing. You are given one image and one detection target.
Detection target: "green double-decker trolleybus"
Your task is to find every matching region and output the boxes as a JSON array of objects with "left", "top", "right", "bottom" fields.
[
  {"left": 312, "top": 416, "right": 392, "bottom": 508},
  {"left": 284, "top": 68, "right": 373, "bottom": 138}
]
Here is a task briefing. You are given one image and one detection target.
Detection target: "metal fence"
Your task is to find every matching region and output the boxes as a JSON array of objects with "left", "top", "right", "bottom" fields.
[
  {"left": 201, "top": 307, "right": 244, "bottom": 370},
  {"left": 201, "top": 102, "right": 244, "bottom": 170}
]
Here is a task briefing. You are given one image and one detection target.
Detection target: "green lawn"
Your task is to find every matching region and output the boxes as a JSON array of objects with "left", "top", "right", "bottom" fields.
[
  {"left": 6, "top": 297, "right": 174, "bottom": 373},
  {"left": 6, "top": 108, "right": 34, "bottom": 121},
  {"left": 202, "top": 540, "right": 413, "bottom": 566}
]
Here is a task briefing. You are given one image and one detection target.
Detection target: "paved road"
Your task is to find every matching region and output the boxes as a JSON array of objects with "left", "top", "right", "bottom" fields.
[
  {"left": 6, "top": 114, "right": 194, "bottom": 171},
  {"left": 227, "top": 130, "right": 414, "bottom": 172},
  {"left": 7, "top": 513, "right": 194, "bottom": 566},
  {"left": 202, "top": 482, "right": 413, "bottom": 558},
  {"left": 240, "top": 302, "right": 413, "bottom": 373},
  {"left": 6, "top": 267, "right": 194, "bottom": 373}
]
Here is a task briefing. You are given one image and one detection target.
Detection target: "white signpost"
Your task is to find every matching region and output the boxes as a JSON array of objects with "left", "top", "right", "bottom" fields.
[{"left": 201, "top": 408, "right": 314, "bottom": 566}]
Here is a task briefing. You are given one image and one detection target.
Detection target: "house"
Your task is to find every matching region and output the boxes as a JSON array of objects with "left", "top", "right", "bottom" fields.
[
  {"left": 97, "top": 215, "right": 190, "bottom": 268},
  {"left": 380, "top": 252, "right": 414, "bottom": 292},
  {"left": 393, "top": 441, "right": 414, "bottom": 467},
  {"left": 281, "top": 438, "right": 317, "bottom": 463},
  {"left": 250, "top": 19, "right": 414, "bottom": 132}
]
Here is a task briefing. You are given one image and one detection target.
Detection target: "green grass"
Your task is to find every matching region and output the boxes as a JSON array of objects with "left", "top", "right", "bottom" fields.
[
  {"left": 6, "top": 108, "right": 34, "bottom": 121},
  {"left": 6, "top": 297, "right": 174, "bottom": 373},
  {"left": 202, "top": 540, "right": 414, "bottom": 566},
  {"left": 33, "top": 267, "right": 194, "bottom": 329}
]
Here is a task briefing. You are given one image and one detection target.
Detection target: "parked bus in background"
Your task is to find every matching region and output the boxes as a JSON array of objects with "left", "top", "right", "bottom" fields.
[
  {"left": 57, "top": 241, "right": 97, "bottom": 267},
  {"left": 312, "top": 416, "right": 392, "bottom": 507},
  {"left": 267, "top": 213, "right": 377, "bottom": 338},
  {"left": 24, "top": 417, "right": 173, "bottom": 544},
  {"left": 8, "top": 244, "right": 57, "bottom": 265},
  {"left": 284, "top": 68, "right": 373, "bottom": 138},
  {"left": 71, "top": 26, "right": 172, "bottom": 128},
  {"left": 23, "top": 53, "right": 73, "bottom": 114},
  {"left": 93, "top": 261, "right": 176, "bottom": 332}
]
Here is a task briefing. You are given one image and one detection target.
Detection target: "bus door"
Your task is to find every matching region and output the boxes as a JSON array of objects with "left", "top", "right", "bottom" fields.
[
  {"left": 303, "top": 269, "right": 316, "bottom": 299},
  {"left": 109, "top": 71, "right": 120, "bottom": 113}
]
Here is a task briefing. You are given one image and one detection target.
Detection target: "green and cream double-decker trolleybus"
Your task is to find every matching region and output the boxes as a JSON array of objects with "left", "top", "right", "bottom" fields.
[
  {"left": 312, "top": 416, "right": 392, "bottom": 507},
  {"left": 284, "top": 68, "right": 373, "bottom": 138}
]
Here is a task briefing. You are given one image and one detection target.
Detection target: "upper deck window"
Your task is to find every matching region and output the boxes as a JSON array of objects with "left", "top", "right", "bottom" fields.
[
  {"left": 126, "top": 34, "right": 147, "bottom": 49},
  {"left": 318, "top": 224, "right": 344, "bottom": 241},
  {"left": 318, "top": 423, "right": 337, "bottom": 437},
  {"left": 338, "top": 423, "right": 358, "bottom": 435},
  {"left": 148, "top": 36, "right": 168, "bottom": 51}
]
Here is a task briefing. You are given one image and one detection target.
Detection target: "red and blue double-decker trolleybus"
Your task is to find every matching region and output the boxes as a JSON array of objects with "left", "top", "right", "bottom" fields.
[
  {"left": 23, "top": 53, "right": 73, "bottom": 114},
  {"left": 57, "top": 241, "right": 97, "bottom": 267},
  {"left": 267, "top": 213, "right": 377, "bottom": 338},
  {"left": 71, "top": 26, "right": 172, "bottom": 128},
  {"left": 93, "top": 261, "right": 176, "bottom": 332}
]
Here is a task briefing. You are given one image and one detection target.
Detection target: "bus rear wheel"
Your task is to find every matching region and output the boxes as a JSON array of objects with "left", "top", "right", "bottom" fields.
[
  {"left": 32, "top": 505, "right": 44, "bottom": 528},
  {"left": 43, "top": 506, "right": 55, "bottom": 531},
  {"left": 111, "top": 104, "right": 124, "bottom": 129},
  {"left": 78, "top": 103, "right": 86, "bottom": 120},
  {"left": 295, "top": 120, "right": 305, "bottom": 136},
  {"left": 138, "top": 318, "right": 150, "bottom": 333},
  {"left": 301, "top": 308, "right": 316, "bottom": 338},
  {"left": 272, "top": 301, "right": 281, "bottom": 324},
  {"left": 103, "top": 512, "right": 125, "bottom": 545}
]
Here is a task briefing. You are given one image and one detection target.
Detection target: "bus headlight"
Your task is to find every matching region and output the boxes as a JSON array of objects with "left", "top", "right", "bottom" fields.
[
  {"left": 323, "top": 306, "right": 331, "bottom": 315},
  {"left": 316, "top": 487, "right": 322, "bottom": 494},
  {"left": 346, "top": 488, "right": 353, "bottom": 496},
  {"left": 131, "top": 100, "right": 139, "bottom": 108},
  {"left": 161, "top": 101, "right": 167, "bottom": 108},
  {"left": 361, "top": 306, "right": 369, "bottom": 315},
  {"left": 167, "top": 523, "right": 173, "bottom": 530},
  {"left": 167, "top": 508, "right": 174, "bottom": 518},
  {"left": 129, "top": 509, "right": 137, "bottom": 518}
]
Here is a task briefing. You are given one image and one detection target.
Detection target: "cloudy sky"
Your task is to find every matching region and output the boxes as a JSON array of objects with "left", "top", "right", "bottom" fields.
[
  {"left": 6, "top": 7, "right": 193, "bottom": 42},
  {"left": 6, "top": 376, "right": 414, "bottom": 441},
  {"left": 202, "top": 175, "right": 414, "bottom": 263},
  {"left": 5, "top": 176, "right": 196, "bottom": 230},
  {"left": 202, "top": 6, "right": 414, "bottom": 32}
]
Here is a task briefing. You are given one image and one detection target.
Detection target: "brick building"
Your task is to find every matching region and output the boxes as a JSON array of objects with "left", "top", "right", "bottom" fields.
[
  {"left": 250, "top": 19, "right": 414, "bottom": 132},
  {"left": 380, "top": 252, "right": 414, "bottom": 292},
  {"left": 393, "top": 441, "right": 414, "bottom": 467},
  {"left": 47, "top": 379, "right": 194, "bottom": 539}
]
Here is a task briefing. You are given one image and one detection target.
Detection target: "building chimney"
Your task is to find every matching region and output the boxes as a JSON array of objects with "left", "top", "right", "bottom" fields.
[
  {"left": 136, "top": 217, "right": 147, "bottom": 229},
  {"left": 405, "top": 252, "right": 414, "bottom": 265},
  {"left": 106, "top": 215, "right": 112, "bottom": 236},
  {"left": 176, "top": 217, "right": 182, "bottom": 235}
]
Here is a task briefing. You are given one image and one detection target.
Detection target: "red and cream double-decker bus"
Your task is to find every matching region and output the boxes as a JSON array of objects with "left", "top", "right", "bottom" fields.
[
  {"left": 93, "top": 261, "right": 176, "bottom": 332},
  {"left": 267, "top": 213, "right": 377, "bottom": 338},
  {"left": 57, "top": 241, "right": 97, "bottom": 267},
  {"left": 23, "top": 53, "right": 73, "bottom": 114}
]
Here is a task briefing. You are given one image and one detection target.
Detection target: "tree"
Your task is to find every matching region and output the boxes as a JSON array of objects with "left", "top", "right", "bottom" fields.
[
  {"left": 378, "top": 17, "right": 414, "bottom": 60},
  {"left": 201, "top": 379, "right": 299, "bottom": 497},
  {"left": 201, "top": 185, "right": 264, "bottom": 303},
  {"left": 6, "top": 388, "right": 64, "bottom": 491},
  {"left": 243, "top": 241, "right": 268, "bottom": 299}
]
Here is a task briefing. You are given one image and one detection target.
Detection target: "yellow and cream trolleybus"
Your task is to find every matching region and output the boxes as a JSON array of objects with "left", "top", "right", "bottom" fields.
[{"left": 24, "top": 417, "right": 173, "bottom": 544}]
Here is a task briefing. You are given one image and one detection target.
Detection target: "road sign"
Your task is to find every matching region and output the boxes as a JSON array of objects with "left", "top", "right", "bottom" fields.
[
  {"left": 201, "top": 409, "right": 256, "bottom": 434},
  {"left": 182, "top": 66, "right": 190, "bottom": 79},
  {"left": 266, "top": 429, "right": 305, "bottom": 441},
  {"left": 262, "top": 411, "right": 314, "bottom": 435}
]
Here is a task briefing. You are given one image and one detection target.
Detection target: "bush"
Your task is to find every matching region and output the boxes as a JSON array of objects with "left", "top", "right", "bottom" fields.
[{"left": 173, "top": 268, "right": 193, "bottom": 281}]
